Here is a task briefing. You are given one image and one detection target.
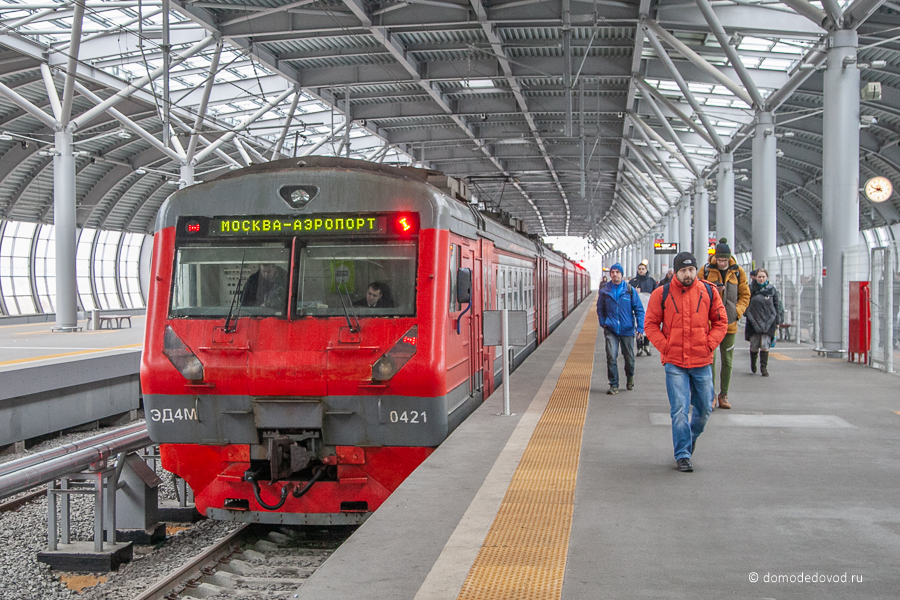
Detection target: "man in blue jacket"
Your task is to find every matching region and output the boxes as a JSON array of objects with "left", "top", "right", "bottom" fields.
[{"left": 597, "top": 263, "right": 645, "bottom": 394}]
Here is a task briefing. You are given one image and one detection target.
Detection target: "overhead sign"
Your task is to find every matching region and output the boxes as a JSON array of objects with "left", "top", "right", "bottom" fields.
[
  {"left": 654, "top": 242, "right": 677, "bottom": 254},
  {"left": 176, "top": 213, "right": 419, "bottom": 239}
]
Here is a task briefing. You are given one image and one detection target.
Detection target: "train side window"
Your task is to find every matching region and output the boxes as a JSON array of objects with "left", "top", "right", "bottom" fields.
[{"left": 449, "top": 244, "right": 459, "bottom": 313}]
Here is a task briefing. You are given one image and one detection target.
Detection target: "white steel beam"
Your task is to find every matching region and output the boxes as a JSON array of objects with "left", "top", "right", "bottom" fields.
[
  {"left": 642, "top": 18, "right": 755, "bottom": 108},
  {"left": 642, "top": 26, "right": 724, "bottom": 152},
  {"left": 186, "top": 41, "right": 223, "bottom": 163},
  {"left": 635, "top": 77, "right": 717, "bottom": 150},
  {"left": 68, "top": 34, "right": 216, "bottom": 131},
  {"left": 192, "top": 85, "right": 293, "bottom": 163},
  {"left": 73, "top": 80, "right": 184, "bottom": 162},
  {"left": 692, "top": 0, "right": 765, "bottom": 108},
  {"left": 40, "top": 63, "right": 63, "bottom": 122},
  {"left": 59, "top": 0, "right": 85, "bottom": 124}
]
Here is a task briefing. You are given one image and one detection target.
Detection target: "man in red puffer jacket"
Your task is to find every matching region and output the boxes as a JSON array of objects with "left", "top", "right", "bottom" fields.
[{"left": 644, "top": 252, "right": 728, "bottom": 473}]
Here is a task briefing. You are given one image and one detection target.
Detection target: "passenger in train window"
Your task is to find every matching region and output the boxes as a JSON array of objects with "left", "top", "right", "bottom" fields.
[
  {"left": 241, "top": 263, "right": 288, "bottom": 310},
  {"left": 644, "top": 252, "right": 728, "bottom": 473},
  {"left": 596, "top": 263, "right": 644, "bottom": 395},
  {"left": 353, "top": 282, "right": 395, "bottom": 308},
  {"left": 698, "top": 238, "right": 750, "bottom": 410},
  {"left": 744, "top": 268, "right": 783, "bottom": 377}
]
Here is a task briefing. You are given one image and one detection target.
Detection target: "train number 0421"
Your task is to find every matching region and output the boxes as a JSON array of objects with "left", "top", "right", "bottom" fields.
[{"left": 389, "top": 410, "right": 427, "bottom": 424}]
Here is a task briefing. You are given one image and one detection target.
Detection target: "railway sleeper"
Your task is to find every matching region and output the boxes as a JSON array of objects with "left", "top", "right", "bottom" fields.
[{"left": 220, "top": 558, "right": 314, "bottom": 578}]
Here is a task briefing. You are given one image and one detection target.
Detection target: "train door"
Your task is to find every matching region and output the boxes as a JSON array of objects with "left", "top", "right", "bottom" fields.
[
  {"left": 460, "top": 241, "right": 483, "bottom": 396},
  {"left": 562, "top": 266, "right": 569, "bottom": 318},
  {"left": 536, "top": 257, "right": 548, "bottom": 344},
  {"left": 463, "top": 243, "right": 483, "bottom": 397},
  {"left": 480, "top": 240, "right": 495, "bottom": 397}
]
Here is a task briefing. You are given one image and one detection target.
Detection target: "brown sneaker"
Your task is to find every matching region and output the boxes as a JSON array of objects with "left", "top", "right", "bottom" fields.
[{"left": 717, "top": 393, "right": 731, "bottom": 409}]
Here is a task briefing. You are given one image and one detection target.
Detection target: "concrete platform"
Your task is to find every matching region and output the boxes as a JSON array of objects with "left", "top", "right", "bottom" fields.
[
  {"left": 294, "top": 298, "right": 900, "bottom": 599},
  {"left": 0, "top": 317, "right": 144, "bottom": 447}
]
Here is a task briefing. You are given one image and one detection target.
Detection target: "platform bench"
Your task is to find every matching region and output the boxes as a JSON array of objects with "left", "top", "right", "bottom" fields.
[{"left": 97, "top": 315, "right": 132, "bottom": 329}]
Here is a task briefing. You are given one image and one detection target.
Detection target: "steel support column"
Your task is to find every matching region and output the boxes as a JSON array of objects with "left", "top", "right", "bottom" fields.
[
  {"left": 179, "top": 164, "right": 195, "bottom": 189},
  {"left": 665, "top": 207, "right": 679, "bottom": 268},
  {"left": 822, "top": 29, "right": 861, "bottom": 355},
  {"left": 678, "top": 193, "right": 692, "bottom": 258},
  {"left": 693, "top": 181, "right": 710, "bottom": 261},
  {"left": 53, "top": 130, "right": 77, "bottom": 331},
  {"left": 752, "top": 111, "right": 777, "bottom": 268},
  {"left": 716, "top": 152, "right": 735, "bottom": 248}
]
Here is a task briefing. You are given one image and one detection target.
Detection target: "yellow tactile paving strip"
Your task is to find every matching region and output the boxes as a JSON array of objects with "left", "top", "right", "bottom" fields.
[
  {"left": 0, "top": 343, "right": 141, "bottom": 367},
  {"left": 456, "top": 316, "right": 597, "bottom": 600}
]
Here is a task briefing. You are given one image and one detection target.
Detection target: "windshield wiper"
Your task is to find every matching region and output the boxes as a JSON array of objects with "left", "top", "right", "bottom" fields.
[
  {"left": 336, "top": 282, "right": 361, "bottom": 333},
  {"left": 224, "top": 253, "right": 247, "bottom": 333}
]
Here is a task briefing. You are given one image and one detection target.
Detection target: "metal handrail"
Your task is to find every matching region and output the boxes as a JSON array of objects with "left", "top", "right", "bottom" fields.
[
  {"left": 0, "top": 422, "right": 148, "bottom": 478},
  {"left": 0, "top": 427, "right": 150, "bottom": 500}
]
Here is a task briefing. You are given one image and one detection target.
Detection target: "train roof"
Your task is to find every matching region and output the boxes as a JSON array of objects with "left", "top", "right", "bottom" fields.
[{"left": 158, "top": 158, "right": 570, "bottom": 266}]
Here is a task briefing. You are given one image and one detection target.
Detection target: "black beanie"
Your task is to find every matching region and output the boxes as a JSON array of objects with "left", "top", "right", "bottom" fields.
[
  {"left": 715, "top": 237, "right": 731, "bottom": 258},
  {"left": 673, "top": 252, "right": 698, "bottom": 273}
]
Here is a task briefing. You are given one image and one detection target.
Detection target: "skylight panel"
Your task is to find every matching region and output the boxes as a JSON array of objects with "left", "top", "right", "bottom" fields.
[
  {"left": 656, "top": 80, "right": 680, "bottom": 92},
  {"left": 759, "top": 57, "right": 795, "bottom": 71},
  {"left": 739, "top": 37, "right": 774, "bottom": 52},
  {"left": 770, "top": 42, "right": 806, "bottom": 55},
  {"left": 687, "top": 82, "right": 714, "bottom": 94}
]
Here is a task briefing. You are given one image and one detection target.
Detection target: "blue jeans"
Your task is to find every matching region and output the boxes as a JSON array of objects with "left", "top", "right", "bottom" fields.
[
  {"left": 604, "top": 330, "right": 635, "bottom": 387},
  {"left": 664, "top": 363, "right": 714, "bottom": 459}
]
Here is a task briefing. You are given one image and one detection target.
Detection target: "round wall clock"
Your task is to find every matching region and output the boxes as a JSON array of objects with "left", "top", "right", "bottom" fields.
[{"left": 864, "top": 176, "right": 893, "bottom": 202}]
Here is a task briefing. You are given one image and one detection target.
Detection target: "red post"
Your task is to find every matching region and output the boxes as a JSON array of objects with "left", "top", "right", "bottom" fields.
[{"left": 848, "top": 281, "right": 871, "bottom": 364}]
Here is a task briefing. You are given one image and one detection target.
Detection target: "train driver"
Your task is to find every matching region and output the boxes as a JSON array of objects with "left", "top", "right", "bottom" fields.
[
  {"left": 353, "top": 282, "right": 394, "bottom": 309},
  {"left": 241, "top": 263, "right": 288, "bottom": 309}
]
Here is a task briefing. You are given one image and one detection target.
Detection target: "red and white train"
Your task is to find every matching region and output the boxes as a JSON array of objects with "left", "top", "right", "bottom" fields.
[{"left": 141, "top": 157, "right": 589, "bottom": 524}]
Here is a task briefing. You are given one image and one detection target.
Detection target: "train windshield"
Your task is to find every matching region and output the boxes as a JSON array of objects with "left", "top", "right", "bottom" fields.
[
  {"left": 170, "top": 244, "right": 290, "bottom": 317},
  {"left": 295, "top": 241, "right": 417, "bottom": 317}
]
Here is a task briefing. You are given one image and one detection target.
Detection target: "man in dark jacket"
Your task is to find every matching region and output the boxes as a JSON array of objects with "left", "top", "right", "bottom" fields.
[
  {"left": 629, "top": 262, "right": 656, "bottom": 356},
  {"left": 629, "top": 261, "right": 657, "bottom": 293},
  {"left": 597, "top": 263, "right": 645, "bottom": 395},
  {"left": 657, "top": 269, "right": 674, "bottom": 288}
]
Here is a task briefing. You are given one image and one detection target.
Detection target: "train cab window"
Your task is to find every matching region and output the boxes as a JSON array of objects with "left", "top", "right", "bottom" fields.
[
  {"left": 295, "top": 241, "right": 416, "bottom": 317},
  {"left": 170, "top": 244, "right": 290, "bottom": 317}
]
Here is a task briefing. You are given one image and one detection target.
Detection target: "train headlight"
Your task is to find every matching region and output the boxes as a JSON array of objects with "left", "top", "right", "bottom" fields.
[
  {"left": 163, "top": 325, "right": 205, "bottom": 381},
  {"left": 372, "top": 326, "right": 418, "bottom": 382}
]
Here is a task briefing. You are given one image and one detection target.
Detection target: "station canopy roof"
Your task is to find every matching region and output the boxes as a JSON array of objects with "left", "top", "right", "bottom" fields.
[{"left": 1, "top": 0, "right": 900, "bottom": 252}]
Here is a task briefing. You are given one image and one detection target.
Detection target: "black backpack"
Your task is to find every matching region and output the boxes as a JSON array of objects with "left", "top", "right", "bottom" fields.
[{"left": 659, "top": 281, "right": 715, "bottom": 313}]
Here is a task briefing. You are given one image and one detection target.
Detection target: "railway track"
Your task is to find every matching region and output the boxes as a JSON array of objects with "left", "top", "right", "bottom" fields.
[{"left": 134, "top": 523, "right": 353, "bottom": 600}]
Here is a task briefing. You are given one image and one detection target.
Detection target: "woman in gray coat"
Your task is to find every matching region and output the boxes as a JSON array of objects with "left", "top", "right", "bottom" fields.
[{"left": 744, "top": 268, "right": 783, "bottom": 376}]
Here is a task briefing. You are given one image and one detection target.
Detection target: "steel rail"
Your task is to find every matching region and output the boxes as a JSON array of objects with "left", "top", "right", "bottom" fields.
[
  {"left": 132, "top": 523, "right": 250, "bottom": 600},
  {"left": 0, "top": 422, "right": 148, "bottom": 478},
  {"left": 0, "top": 429, "right": 151, "bottom": 500}
]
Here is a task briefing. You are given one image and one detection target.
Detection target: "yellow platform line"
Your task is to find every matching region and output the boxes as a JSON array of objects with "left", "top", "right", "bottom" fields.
[
  {"left": 0, "top": 344, "right": 142, "bottom": 367},
  {"left": 769, "top": 352, "right": 793, "bottom": 361},
  {"left": 456, "top": 316, "right": 597, "bottom": 600}
]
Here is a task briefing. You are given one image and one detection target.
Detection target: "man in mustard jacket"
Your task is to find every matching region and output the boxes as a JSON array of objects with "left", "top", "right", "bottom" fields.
[{"left": 698, "top": 239, "right": 750, "bottom": 409}]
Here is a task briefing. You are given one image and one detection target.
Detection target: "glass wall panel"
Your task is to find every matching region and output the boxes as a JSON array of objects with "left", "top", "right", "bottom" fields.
[
  {"left": 77, "top": 228, "right": 98, "bottom": 311},
  {"left": 119, "top": 233, "right": 145, "bottom": 308},
  {"left": 35, "top": 225, "right": 55, "bottom": 312},
  {"left": 0, "top": 221, "right": 37, "bottom": 315},
  {"left": 94, "top": 230, "right": 122, "bottom": 309}
]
